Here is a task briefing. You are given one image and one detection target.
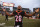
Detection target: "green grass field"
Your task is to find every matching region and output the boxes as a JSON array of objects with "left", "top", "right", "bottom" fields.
[{"left": 0, "top": 14, "right": 40, "bottom": 27}]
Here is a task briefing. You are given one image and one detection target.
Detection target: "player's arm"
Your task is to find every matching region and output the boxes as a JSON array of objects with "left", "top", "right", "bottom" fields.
[
  {"left": 24, "top": 12, "right": 36, "bottom": 17},
  {"left": 28, "top": 12, "right": 35, "bottom": 16},
  {"left": 29, "top": 12, "right": 36, "bottom": 16},
  {"left": 2, "top": 9, "right": 14, "bottom": 16},
  {"left": 6, "top": 11, "right": 14, "bottom": 16},
  {"left": 24, "top": 12, "right": 29, "bottom": 17}
]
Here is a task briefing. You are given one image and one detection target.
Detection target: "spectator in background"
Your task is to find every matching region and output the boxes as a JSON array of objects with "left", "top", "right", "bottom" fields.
[
  {"left": 2, "top": 8, "right": 8, "bottom": 21},
  {"left": 39, "top": 8, "right": 40, "bottom": 19},
  {"left": 39, "top": 13, "right": 40, "bottom": 19},
  {"left": 35, "top": 8, "right": 39, "bottom": 19}
]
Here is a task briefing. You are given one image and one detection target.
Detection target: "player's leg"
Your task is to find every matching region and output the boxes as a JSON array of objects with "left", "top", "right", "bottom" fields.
[
  {"left": 39, "top": 15, "right": 40, "bottom": 19},
  {"left": 14, "top": 22, "right": 22, "bottom": 27},
  {"left": 5, "top": 15, "right": 6, "bottom": 21},
  {"left": 5, "top": 15, "right": 8, "bottom": 21},
  {"left": 20, "top": 24, "right": 22, "bottom": 27},
  {"left": 6, "top": 15, "right": 8, "bottom": 21},
  {"left": 14, "top": 24, "right": 17, "bottom": 27},
  {"left": 19, "top": 22, "right": 23, "bottom": 27},
  {"left": 14, "top": 22, "right": 18, "bottom": 27}
]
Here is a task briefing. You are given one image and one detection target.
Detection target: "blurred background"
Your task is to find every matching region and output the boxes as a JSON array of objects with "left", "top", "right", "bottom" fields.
[{"left": 0, "top": 0, "right": 40, "bottom": 27}]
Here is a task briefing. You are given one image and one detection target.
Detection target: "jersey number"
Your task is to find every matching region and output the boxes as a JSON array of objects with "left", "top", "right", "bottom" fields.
[{"left": 15, "top": 15, "right": 22, "bottom": 22}]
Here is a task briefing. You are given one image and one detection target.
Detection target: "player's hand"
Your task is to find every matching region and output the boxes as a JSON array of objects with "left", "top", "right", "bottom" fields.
[
  {"left": 3, "top": 9, "right": 6, "bottom": 12},
  {"left": 35, "top": 9, "right": 39, "bottom": 12},
  {"left": 37, "top": 14, "right": 39, "bottom": 16}
]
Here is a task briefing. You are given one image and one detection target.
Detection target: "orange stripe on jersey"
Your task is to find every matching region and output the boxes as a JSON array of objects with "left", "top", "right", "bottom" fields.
[
  {"left": 16, "top": 11, "right": 17, "bottom": 12},
  {"left": 25, "top": 12, "right": 26, "bottom": 14},
  {"left": 38, "top": 8, "right": 39, "bottom": 9},
  {"left": 16, "top": 10, "right": 22, "bottom": 13}
]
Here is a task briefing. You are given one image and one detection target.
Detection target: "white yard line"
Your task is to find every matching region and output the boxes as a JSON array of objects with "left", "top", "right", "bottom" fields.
[
  {"left": 4, "top": 26, "right": 14, "bottom": 27},
  {"left": 8, "top": 17, "right": 14, "bottom": 20},
  {"left": 0, "top": 14, "right": 2, "bottom": 16},
  {"left": 8, "top": 18, "right": 13, "bottom": 19},
  {"left": 0, "top": 15, "right": 2, "bottom": 16},
  {"left": 0, "top": 23, "right": 5, "bottom": 26}
]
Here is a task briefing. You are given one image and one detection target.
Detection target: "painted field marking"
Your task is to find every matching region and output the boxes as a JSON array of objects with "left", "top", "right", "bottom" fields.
[
  {"left": 4, "top": 26, "right": 14, "bottom": 27},
  {"left": 0, "top": 23, "right": 5, "bottom": 26}
]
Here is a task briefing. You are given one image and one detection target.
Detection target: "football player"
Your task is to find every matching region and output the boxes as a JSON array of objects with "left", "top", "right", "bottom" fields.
[
  {"left": 3, "top": 5, "right": 36, "bottom": 27},
  {"left": 2, "top": 8, "right": 8, "bottom": 21}
]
